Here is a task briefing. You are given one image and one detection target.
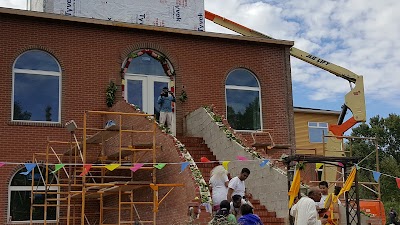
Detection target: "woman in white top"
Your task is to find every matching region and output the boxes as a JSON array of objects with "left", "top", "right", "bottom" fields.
[{"left": 209, "top": 165, "right": 229, "bottom": 210}]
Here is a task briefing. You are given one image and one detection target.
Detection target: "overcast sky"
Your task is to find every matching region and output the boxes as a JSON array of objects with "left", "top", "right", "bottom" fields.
[{"left": 1, "top": 0, "right": 399, "bottom": 122}]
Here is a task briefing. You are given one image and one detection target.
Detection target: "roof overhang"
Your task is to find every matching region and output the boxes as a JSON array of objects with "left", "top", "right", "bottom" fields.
[
  {"left": 293, "top": 107, "right": 340, "bottom": 115},
  {"left": 0, "top": 7, "right": 294, "bottom": 47}
]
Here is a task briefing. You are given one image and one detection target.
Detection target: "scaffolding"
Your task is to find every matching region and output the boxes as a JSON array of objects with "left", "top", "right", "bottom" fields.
[
  {"left": 287, "top": 135, "right": 383, "bottom": 225},
  {"left": 29, "top": 110, "right": 183, "bottom": 225}
]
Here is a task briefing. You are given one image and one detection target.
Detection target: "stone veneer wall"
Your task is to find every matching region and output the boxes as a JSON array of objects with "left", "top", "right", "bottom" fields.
[{"left": 186, "top": 107, "right": 289, "bottom": 218}]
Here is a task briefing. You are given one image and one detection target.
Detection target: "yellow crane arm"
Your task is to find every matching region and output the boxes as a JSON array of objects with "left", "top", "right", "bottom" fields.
[{"left": 205, "top": 10, "right": 366, "bottom": 135}]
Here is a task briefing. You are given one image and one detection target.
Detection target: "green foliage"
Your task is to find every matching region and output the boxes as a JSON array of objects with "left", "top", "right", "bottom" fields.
[
  {"left": 106, "top": 81, "right": 117, "bottom": 108},
  {"left": 13, "top": 101, "right": 32, "bottom": 120},
  {"left": 227, "top": 97, "right": 260, "bottom": 130},
  {"left": 178, "top": 89, "right": 188, "bottom": 103},
  {"left": 348, "top": 114, "right": 400, "bottom": 220}
]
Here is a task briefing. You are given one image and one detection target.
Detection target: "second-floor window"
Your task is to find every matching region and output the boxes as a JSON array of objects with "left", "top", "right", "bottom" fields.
[
  {"left": 12, "top": 50, "right": 61, "bottom": 122},
  {"left": 225, "top": 69, "right": 261, "bottom": 131},
  {"left": 308, "top": 122, "right": 328, "bottom": 143}
]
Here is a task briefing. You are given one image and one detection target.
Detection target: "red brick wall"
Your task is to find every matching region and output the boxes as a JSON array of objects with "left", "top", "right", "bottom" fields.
[{"left": 0, "top": 11, "right": 294, "bottom": 224}]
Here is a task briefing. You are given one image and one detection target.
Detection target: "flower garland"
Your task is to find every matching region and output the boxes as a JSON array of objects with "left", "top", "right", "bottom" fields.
[
  {"left": 121, "top": 49, "right": 175, "bottom": 95},
  {"left": 203, "top": 106, "right": 262, "bottom": 159},
  {"left": 130, "top": 103, "right": 212, "bottom": 205},
  {"left": 174, "top": 140, "right": 212, "bottom": 204},
  {"left": 203, "top": 106, "right": 287, "bottom": 175},
  {"left": 121, "top": 49, "right": 176, "bottom": 112}
]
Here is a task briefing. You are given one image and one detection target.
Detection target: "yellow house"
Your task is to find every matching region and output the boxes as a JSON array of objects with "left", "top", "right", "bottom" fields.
[
  {"left": 294, "top": 107, "right": 340, "bottom": 182},
  {"left": 294, "top": 106, "right": 340, "bottom": 155}
]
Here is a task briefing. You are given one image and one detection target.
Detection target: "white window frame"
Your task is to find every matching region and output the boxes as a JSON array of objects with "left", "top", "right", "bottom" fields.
[
  {"left": 308, "top": 122, "right": 328, "bottom": 143},
  {"left": 11, "top": 51, "right": 62, "bottom": 123},
  {"left": 7, "top": 169, "right": 59, "bottom": 223},
  {"left": 225, "top": 71, "right": 263, "bottom": 132}
]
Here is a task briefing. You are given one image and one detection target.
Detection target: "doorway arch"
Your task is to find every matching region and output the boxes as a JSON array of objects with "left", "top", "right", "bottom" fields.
[{"left": 121, "top": 49, "right": 176, "bottom": 134}]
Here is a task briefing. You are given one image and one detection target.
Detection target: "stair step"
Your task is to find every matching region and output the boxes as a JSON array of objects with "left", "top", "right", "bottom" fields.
[
  {"left": 176, "top": 136, "right": 204, "bottom": 142},
  {"left": 178, "top": 136, "right": 284, "bottom": 224}
]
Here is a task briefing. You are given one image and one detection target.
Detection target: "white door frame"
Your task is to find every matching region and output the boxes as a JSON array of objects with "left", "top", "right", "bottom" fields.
[{"left": 125, "top": 73, "right": 176, "bottom": 135}]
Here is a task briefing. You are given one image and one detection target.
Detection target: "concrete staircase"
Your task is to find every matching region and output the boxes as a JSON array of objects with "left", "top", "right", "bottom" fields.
[{"left": 178, "top": 136, "right": 285, "bottom": 225}]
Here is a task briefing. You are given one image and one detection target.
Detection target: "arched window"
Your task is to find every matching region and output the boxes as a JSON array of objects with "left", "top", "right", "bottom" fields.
[
  {"left": 12, "top": 50, "right": 61, "bottom": 122},
  {"left": 125, "top": 53, "right": 172, "bottom": 121},
  {"left": 225, "top": 69, "right": 261, "bottom": 130},
  {"left": 8, "top": 166, "right": 58, "bottom": 222},
  {"left": 127, "top": 54, "right": 166, "bottom": 76}
]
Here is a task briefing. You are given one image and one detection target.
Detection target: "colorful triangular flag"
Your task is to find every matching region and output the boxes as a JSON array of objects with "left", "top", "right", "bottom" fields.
[
  {"left": 316, "top": 163, "right": 323, "bottom": 169},
  {"left": 338, "top": 167, "right": 356, "bottom": 197},
  {"left": 355, "top": 164, "right": 360, "bottom": 170},
  {"left": 373, "top": 171, "right": 381, "bottom": 182},
  {"left": 105, "top": 164, "right": 120, "bottom": 171},
  {"left": 396, "top": 178, "right": 400, "bottom": 189},
  {"left": 338, "top": 162, "right": 344, "bottom": 167},
  {"left": 260, "top": 160, "right": 269, "bottom": 168},
  {"left": 130, "top": 163, "right": 144, "bottom": 172},
  {"left": 236, "top": 156, "right": 248, "bottom": 161},
  {"left": 180, "top": 162, "right": 190, "bottom": 173},
  {"left": 20, "top": 163, "right": 36, "bottom": 175},
  {"left": 288, "top": 168, "right": 301, "bottom": 208},
  {"left": 200, "top": 157, "right": 210, "bottom": 163},
  {"left": 222, "top": 161, "right": 230, "bottom": 170},
  {"left": 79, "top": 164, "right": 92, "bottom": 177},
  {"left": 154, "top": 163, "right": 166, "bottom": 170},
  {"left": 52, "top": 164, "right": 65, "bottom": 173},
  {"left": 0, "top": 162, "right": 5, "bottom": 167}
]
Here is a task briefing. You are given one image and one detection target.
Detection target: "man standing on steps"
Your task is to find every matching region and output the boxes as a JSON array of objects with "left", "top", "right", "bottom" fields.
[
  {"left": 227, "top": 168, "right": 251, "bottom": 205},
  {"left": 157, "top": 87, "right": 175, "bottom": 129}
]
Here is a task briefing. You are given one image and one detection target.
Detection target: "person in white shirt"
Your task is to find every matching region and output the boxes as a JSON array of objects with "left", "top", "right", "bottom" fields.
[
  {"left": 227, "top": 168, "right": 250, "bottom": 202},
  {"left": 294, "top": 187, "right": 327, "bottom": 225},
  {"left": 317, "top": 181, "right": 329, "bottom": 210},
  {"left": 209, "top": 165, "right": 229, "bottom": 210}
]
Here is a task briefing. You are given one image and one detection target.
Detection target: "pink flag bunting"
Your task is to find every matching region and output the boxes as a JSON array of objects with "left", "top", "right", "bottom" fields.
[
  {"left": 396, "top": 178, "right": 400, "bottom": 189},
  {"left": 130, "top": 163, "right": 144, "bottom": 172},
  {"left": 236, "top": 156, "right": 248, "bottom": 161},
  {"left": 0, "top": 162, "right": 5, "bottom": 167}
]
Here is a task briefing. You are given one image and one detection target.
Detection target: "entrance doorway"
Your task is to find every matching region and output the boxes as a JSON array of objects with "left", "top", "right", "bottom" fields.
[{"left": 124, "top": 54, "right": 175, "bottom": 134}]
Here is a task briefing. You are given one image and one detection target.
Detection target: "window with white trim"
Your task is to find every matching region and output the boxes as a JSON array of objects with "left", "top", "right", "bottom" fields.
[
  {"left": 308, "top": 122, "right": 328, "bottom": 143},
  {"left": 8, "top": 166, "right": 58, "bottom": 222},
  {"left": 225, "top": 69, "right": 261, "bottom": 131},
  {"left": 12, "top": 50, "right": 61, "bottom": 122}
]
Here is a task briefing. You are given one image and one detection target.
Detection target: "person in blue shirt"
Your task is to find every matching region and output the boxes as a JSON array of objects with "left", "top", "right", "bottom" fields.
[
  {"left": 238, "top": 204, "right": 263, "bottom": 225},
  {"left": 157, "top": 87, "right": 175, "bottom": 128}
]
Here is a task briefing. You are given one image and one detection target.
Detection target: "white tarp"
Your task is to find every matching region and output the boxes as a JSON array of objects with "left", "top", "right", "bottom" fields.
[{"left": 31, "top": 0, "right": 205, "bottom": 31}]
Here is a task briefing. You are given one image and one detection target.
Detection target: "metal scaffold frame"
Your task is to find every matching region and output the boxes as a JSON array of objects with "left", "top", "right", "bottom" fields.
[
  {"left": 286, "top": 135, "right": 383, "bottom": 225},
  {"left": 29, "top": 110, "right": 183, "bottom": 225}
]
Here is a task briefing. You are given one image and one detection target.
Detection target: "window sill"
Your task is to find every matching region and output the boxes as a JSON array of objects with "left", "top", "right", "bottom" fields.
[
  {"left": 8, "top": 121, "right": 64, "bottom": 128},
  {"left": 7, "top": 221, "right": 58, "bottom": 224}
]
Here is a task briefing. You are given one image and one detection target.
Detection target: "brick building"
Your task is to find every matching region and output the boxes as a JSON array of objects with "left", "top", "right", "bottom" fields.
[{"left": 0, "top": 7, "right": 294, "bottom": 224}]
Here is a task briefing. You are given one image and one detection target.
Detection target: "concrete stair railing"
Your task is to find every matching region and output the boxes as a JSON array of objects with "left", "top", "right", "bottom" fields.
[
  {"left": 178, "top": 136, "right": 285, "bottom": 225},
  {"left": 185, "top": 107, "right": 289, "bottom": 222}
]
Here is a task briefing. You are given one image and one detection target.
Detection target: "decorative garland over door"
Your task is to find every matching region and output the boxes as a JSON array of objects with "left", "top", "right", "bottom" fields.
[{"left": 121, "top": 49, "right": 175, "bottom": 111}]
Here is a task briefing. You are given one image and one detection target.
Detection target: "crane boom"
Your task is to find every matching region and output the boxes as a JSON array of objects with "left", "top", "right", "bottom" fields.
[{"left": 205, "top": 10, "right": 366, "bottom": 135}]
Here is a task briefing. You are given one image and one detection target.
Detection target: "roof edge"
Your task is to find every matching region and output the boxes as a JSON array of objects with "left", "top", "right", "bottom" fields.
[
  {"left": 0, "top": 7, "right": 294, "bottom": 46},
  {"left": 293, "top": 106, "right": 341, "bottom": 115}
]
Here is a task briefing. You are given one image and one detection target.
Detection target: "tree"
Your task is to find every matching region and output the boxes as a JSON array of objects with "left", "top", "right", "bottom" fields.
[
  {"left": 348, "top": 114, "right": 400, "bottom": 218},
  {"left": 13, "top": 101, "right": 32, "bottom": 120},
  {"left": 45, "top": 105, "right": 52, "bottom": 121}
]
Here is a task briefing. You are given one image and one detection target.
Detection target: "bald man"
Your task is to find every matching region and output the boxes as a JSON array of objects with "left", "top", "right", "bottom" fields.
[{"left": 293, "top": 187, "right": 327, "bottom": 225}]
